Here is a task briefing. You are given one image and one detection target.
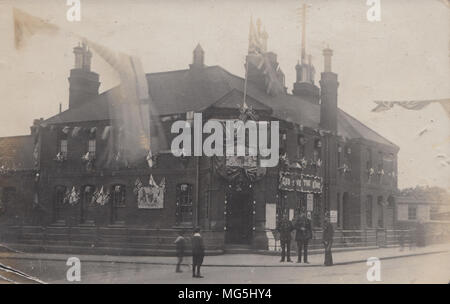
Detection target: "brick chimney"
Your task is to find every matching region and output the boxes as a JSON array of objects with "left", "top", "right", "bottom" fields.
[
  {"left": 190, "top": 43, "right": 205, "bottom": 69},
  {"left": 68, "top": 42, "right": 100, "bottom": 109},
  {"left": 292, "top": 55, "right": 320, "bottom": 104},
  {"left": 319, "top": 48, "right": 338, "bottom": 132}
]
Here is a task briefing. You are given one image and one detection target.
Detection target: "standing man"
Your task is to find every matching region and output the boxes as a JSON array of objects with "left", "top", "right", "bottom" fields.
[
  {"left": 277, "top": 211, "right": 294, "bottom": 262},
  {"left": 174, "top": 230, "right": 186, "bottom": 273},
  {"left": 323, "top": 211, "right": 334, "bottom": 266},
  {"left": 294, "top": 208, "right": 312, "bottom": 263},
  {"left": 191, "top": 227, "right": 205, "bottom": 278}
]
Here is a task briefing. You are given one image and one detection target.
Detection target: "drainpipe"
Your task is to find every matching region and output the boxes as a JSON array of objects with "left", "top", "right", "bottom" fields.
[{"left": 195, "top": 155, "right": 200, "bottom": 227}]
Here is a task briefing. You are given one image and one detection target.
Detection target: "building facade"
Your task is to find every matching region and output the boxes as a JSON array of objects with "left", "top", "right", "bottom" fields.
[{"left": 0, "top": 41, "right": 399, "bottom": 252}]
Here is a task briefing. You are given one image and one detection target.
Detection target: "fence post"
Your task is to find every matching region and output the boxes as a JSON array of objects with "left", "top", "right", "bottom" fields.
[
  {"left": 384, "top": 228, "right": 387, "bottom": 247},
  {"left": 375, "top": 228, "right": 378, "bottom": 247}
]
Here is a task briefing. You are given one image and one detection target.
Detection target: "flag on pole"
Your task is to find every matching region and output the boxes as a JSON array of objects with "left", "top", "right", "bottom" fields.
[
  {"left": 246, "top": 18, "right": 284, "bottom": 96},
  {"left": 12, "top": 8, "right": 167, "bottom": 165}
]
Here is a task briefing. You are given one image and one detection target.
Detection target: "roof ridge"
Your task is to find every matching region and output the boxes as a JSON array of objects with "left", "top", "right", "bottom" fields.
[
  {"left": 146, "top": 65, "right": 221, "bottom": 76},
  {"left": 339, "top": 109, "right": 398, "bottom": 149}
]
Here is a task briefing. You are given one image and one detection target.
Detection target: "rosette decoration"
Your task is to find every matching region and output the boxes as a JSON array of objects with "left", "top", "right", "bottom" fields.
[{"left": 213, "top": 155, "right": 267, "bottom": 184}]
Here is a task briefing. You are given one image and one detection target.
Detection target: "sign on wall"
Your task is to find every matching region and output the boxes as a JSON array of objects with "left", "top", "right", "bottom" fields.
[
  {"left": 306, "top": 193, "right": 314, "bottom": 211},
  {"left": 265, "top": 203, "right": 277, "bottom": 229},
  {"left": 134, "top": 175, "right": 165, "bottom": 209},
  {"left": 330, "top": 210, "right": 338, "bottom": 223},
  {"left": 279, "top": 172, "right": 322, "bottom": 193}
]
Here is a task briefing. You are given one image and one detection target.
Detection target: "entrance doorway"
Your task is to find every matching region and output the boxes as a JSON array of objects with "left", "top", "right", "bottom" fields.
[{"left": 225, "top": 190, "right": 253, "bottom": 244}]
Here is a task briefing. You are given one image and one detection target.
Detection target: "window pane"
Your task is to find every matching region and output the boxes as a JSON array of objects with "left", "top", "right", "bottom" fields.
[
  {"left": 176, "top": 184, "right": 192, "bottom": 224},
  {"left": 88, "top": 140, "right": 96, "bottom": 154},
  {"left": 60, "top": 140, "right": 68, "bottom": 154}
]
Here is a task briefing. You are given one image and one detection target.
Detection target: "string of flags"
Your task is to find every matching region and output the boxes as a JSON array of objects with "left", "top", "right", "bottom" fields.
[{"left": 62, "top": 185, "right": 110, "bottom": 206}]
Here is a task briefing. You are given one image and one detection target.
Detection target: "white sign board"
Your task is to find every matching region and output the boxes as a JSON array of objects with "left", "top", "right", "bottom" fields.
[
  {"left": 330, "top": 210, "right": 338, "bottom": 223},
  {"left": 289, "top": 209, "right": 294, "bottom": 220},
  {"left": 306, "top": 193, "right": 314, "bottom": 211},
  {"left": 265, "top": 203, "right": 277, "bottom": 229}
]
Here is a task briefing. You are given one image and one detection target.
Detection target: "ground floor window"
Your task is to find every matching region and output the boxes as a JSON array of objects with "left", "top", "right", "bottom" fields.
[
  {"left": 408, "top": 206, "right": 417, "bottom": 220},
  {"left": 377, "top": 196, "right": 384, "bottom": 227},
  {"left": 111, "top": 184, "right": 126, "bottom": 224},
  {"left": 176, "top": 183, "right": 193, "bottom": 225},
  {"left": 53, "top": 185, "right": 66, "bottom": 222},
  {"left": 81, "top": 185, "right": 95, "bottom": 224}
]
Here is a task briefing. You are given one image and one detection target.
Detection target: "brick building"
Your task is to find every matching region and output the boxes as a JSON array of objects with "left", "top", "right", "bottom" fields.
[{"left": 0, "top": 40, "right": 399, "bottom": 253}]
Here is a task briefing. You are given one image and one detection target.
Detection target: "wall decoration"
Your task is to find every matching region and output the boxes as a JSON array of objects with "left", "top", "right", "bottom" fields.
[
  {"left": 135, "top": 175, "right": 165, "bottom": 209},
  {"left": 92, "top": 186, "right": 110, "bottom": 206},
  {"left": 64, "top": 186, "right": 80, "bottom": 205}
]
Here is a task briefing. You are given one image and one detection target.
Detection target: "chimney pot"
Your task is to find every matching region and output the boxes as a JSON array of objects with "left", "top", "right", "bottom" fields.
[
  {"left": 323, "top": 48, "right": 333, "bottom": 72},
  {"left": 191, "top": 43, "right": 205, "bottom": 68}
]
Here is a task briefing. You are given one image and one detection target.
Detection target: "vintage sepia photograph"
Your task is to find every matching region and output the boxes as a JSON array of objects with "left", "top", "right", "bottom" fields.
[{"left": 0, "top": 0, "right": 449, "bottom": 286}]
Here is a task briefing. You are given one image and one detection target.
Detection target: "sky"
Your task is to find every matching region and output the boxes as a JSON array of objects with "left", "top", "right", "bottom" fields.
[{"left": 0, "top": 0, "right": 448, "bottom": 189}]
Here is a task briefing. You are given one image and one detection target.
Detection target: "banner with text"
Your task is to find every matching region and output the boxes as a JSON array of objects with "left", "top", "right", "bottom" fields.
[{"left": 279, "top": 172, "right": 322, "bottom": 193}]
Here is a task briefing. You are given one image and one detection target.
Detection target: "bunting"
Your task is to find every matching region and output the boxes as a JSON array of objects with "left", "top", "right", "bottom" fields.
[{"left": 372, "top": 98, "right": 450, "bottom": 117}]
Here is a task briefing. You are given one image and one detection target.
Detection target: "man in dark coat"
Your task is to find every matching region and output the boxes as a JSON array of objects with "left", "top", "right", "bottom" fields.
[
  {"left": 323, "top": 212, "right": 334, "bottom": 266},
  {"left": 191, "top": 227, "right": 205, "bottom": 278},
  {"left": 174, "top": 230, "right": 186, "bottom": 273},
  {"left": 294, "top": 209, "right": 312, "bottom": 263},
  {"left": 277, "top": 212, "right": 293, "bottom": 262}
]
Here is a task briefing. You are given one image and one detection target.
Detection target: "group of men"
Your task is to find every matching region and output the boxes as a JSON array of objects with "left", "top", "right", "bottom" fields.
[
  {"left": 278, "top": 209, "right": 334, "bottom": 266},
  {"left": 172, "top": 209, "right": 335, "bottom": 278}
]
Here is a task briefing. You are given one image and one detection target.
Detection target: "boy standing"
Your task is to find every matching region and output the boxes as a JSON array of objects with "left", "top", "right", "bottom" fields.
[
  {"left": 191, "top": 227, "right": 205, "bottom": 278},
  {"left": 174, "top": 230, "right": 186, "bottom": 273}
]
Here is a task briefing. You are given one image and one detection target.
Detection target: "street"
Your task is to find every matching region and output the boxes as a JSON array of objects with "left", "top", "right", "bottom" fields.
[{"left": 1, "top": 251, "right": 449, "bottom": 284}]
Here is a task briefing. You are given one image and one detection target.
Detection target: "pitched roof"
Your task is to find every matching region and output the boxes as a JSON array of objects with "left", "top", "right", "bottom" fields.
[
  {"left": 0, "top": 135, "right": 34, "bottom": 170},
  {"left": 43, "top": 65, "right": 396, "bottom": 148}
]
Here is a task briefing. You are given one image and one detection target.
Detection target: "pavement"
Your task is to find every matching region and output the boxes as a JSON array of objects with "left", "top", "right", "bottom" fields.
[{"left": 1, "top": 242, "right": 449, "bottom": 267}]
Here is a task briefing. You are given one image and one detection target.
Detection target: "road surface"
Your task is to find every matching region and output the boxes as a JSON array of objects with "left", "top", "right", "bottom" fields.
[{"left": 1, "top": 251, "right": 449, "bottom": 284}]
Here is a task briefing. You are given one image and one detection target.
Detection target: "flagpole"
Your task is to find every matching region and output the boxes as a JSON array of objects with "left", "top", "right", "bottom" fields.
[{"left": 243, "top": 56, "right": 249, "bottom": 108}]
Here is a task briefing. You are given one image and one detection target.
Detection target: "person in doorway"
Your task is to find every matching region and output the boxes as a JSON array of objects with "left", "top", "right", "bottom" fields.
[
  {"left": 191, "top": 227, "right": 205, "bottom": 278},
  {"left": 323, "top": 211, "right": 334, "bottom": 266},
  {"left": 277, "top": 211, "right": 294, "bottom": 262},
  {"left": 174, "top": 230, "right": 186, "bottom": 273},
  {"left": 294, "top": 208, "right": 313, "bottom": 263}
]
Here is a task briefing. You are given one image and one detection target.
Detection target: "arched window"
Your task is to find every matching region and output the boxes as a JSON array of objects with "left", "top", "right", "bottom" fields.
[
  {"left": 110, "top": 184, "right": 126, "bottom": 224},
  {"left": 80, "top": 185, "right": 95, "bottom": 224},
  {"left": 297, "top": 134, "right": 306, "bottom": 159},
  {"left": 53, "top": 185, "right": 66, "bottom": 221},
  {"left": 0, "top": 187, "right": 16, "bottom": 216},
  {"left": 111, "top": 184, "right": 126, "bottom": 207},
  {"left": 58, "top": 130, "right": 68, "bottom": 158},
  {"left": 176, "top": 183, "right": 193, "bottom": 225},
  {"left": 313, "top": 138, "right": 322, "bottom": 162}
]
